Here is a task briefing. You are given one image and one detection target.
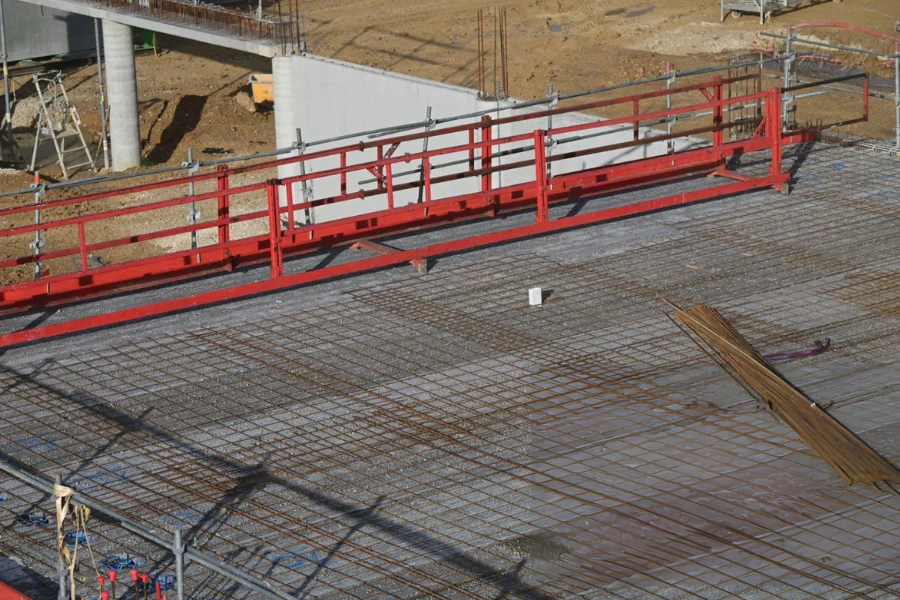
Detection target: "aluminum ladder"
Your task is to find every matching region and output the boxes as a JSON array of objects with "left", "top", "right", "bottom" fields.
[{"left": 29, "top": 72, "right": 97, "bottom": 180}]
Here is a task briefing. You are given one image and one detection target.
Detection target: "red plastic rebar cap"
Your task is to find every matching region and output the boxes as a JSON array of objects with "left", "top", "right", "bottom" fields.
[
  {"left": 130, "top": 568, "right": 139, "bottom": 582},
  {"left": 108, "top": 570, "right": 117, "bottom": 582}
]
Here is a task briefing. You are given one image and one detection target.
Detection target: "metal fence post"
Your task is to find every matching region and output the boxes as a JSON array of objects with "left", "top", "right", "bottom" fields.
[
  {"left": 783, "top": 29, "right": 794, "bottom": 127},
  {"left": 295, "top": 128, "right": 312, "bottom": 226},
  {"left": 187, "top": 148, "right": 199, "bottom": 251},
  {"left": 666, "top": 64, "right": 676, "bottom": 154},
  {"left": 173, "top": 527, "right": 185, "bottom": 600},
  {"left": 94, "top": 19, "right": 109, "bottom": 171},
  {"left": 0, "top": 0, "right": 13, "bottom": 159},
  {"left": 546, "top": 83, "right": 555, "bottom": 178},
  {"left": 416, "top": 106, "right": 432, "bottom": 203},
  {"left": 30, "top": 172, "right": 43, "bottom": 280},
  {"left": 894, "top": 54, "right": 899, "bottom": 149},
  {"left": 54, "top": 474, "right": 66, "bottom": 600}
]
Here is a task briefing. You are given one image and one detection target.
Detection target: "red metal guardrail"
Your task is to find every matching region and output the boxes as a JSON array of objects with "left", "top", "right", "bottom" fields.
[{"left": 0, "top": 73, "right": 867, "bottom": 347}]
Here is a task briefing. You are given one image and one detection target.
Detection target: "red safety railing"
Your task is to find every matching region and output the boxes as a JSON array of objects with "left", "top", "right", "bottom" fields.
[{"left": 0, "top": 73, "right": 865, "bottom": 347}]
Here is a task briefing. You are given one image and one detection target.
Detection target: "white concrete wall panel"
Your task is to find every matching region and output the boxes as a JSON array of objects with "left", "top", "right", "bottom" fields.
[{"left": 275, "top": 54, "right": 705, "bottom": 224}]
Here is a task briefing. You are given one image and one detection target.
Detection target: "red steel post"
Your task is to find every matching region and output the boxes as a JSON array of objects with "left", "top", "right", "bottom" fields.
[
  {"left": 481, "top": 115, "right": 493, "bottom": 193},
  {"left": 423, "top": 159, "right": 433, "bottom": 204},
  {"left": 78, "top": 222, "right": 88, "bottom": 273},
  {"left": 376, "top": 146, "right": 385, "bottom": 191},
  {"left": 217, "top": 165, "right": 230, "bottom": 250},
  {"left": 385, "top": 162, "right": 395, "bottom": 209},
  {"left": 769, "top": 89, "right": 784, "bottom": 190},
  {"left": 340, "top": 152, "right": 347, "bottom": 195},
  {"left": 266, "top": 180, "right": 284, "bottom": 279},
  {"left": 632, "top": 98, "right": 640, "bottom": 142},
  {"left": 534, "top": 130, "right": 549, "bottom": 224},
  {"left": 468, "top": 129, "right": 476, "bottom": 173},
  {"left": 286, "top": 181, "right": 295, "bottom": 228},
  {"left": 862, "top": 74, "right": 869, "bottom": 122},
  {"left": 713, "top": 75, "right": 724, "bottom": 157}
]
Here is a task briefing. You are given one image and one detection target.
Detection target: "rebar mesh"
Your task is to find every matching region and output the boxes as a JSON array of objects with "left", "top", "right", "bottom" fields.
[{"left": 0, "top": 141, "right": 898, "bottom": 599}]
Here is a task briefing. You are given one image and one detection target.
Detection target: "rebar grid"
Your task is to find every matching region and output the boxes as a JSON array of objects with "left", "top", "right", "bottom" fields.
[
  {"left": 83, "top": 0, "right": 295, "bottom": 45},
  {"left": 0, "top": 142, "right": 899, "bottom": 599}
]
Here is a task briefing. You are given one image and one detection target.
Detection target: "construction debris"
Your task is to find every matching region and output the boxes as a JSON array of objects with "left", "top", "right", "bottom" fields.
[
  {"left": 673, "top": 303, "right": 900, "bottom": 487},
  {"left": 762, "top": 338, "right": 831, "bottom": 361},
  {"left": 233, "top": 90, "right": 257, "bottom": 114}
]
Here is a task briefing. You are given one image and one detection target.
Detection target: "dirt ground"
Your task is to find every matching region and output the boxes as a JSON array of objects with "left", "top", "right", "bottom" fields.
[
  {"left": 4, "top": 0, "right": 897, "bottom": 182},
  {"left": 0, "top": 0, "right": 896, "bottom": 284}
]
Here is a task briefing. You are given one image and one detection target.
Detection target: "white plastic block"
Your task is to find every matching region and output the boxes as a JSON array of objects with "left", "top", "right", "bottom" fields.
[{"left": 529, "top": 287, "right": 543, "bottom": 306}]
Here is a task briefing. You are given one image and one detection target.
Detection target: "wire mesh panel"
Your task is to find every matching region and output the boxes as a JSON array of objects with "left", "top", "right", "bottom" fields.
[{"left": 0, "top": 141, "right": 899, "bottom": 599}]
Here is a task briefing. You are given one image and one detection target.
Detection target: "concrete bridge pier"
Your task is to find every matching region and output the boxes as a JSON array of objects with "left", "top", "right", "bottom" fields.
[{"left": 102, "top": 20, "right": 141, "bottom": 171}]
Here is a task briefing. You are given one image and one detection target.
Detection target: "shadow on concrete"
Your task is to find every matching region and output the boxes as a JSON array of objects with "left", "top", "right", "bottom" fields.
[{"left": 0, "top": 553, "right": 58, "bottom": 600}]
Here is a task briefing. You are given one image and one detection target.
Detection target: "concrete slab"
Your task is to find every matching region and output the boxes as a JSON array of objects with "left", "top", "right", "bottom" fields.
[{"left": 15, "top": 0, "right": 284, "bottom": 57}]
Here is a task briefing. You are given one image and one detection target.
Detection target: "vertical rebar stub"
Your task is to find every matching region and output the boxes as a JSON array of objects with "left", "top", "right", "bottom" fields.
[{"left": 528, "top": 287, "right": 542, "bottom": 306}]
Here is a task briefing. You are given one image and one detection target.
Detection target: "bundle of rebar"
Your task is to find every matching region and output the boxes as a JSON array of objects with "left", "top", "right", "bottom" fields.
[{"left": 673, "top": 303, "right": 900, "bottom": 487}]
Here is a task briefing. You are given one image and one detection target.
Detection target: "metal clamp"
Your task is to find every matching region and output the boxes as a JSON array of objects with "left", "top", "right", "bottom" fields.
[{"left": 29, "top": 182, "right": 47, "bottom": 195}]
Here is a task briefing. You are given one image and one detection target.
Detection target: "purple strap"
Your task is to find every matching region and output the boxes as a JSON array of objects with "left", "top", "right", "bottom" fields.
[{"left": 764, "top": 338, "right": 831, "bottom": 362}]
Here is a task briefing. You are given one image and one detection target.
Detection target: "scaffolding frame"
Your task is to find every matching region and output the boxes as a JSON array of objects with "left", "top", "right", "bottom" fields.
[
  {"left": 0, "top": 73, "right": 870, "bottom": 347},
  {"left": 761, "top": 27, "right": 900, "bottom": 150}
]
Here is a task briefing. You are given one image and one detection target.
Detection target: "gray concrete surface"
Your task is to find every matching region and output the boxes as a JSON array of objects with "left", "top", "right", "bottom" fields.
[{"left": 0, "top": 142, "right": 898, "bottom": 600}]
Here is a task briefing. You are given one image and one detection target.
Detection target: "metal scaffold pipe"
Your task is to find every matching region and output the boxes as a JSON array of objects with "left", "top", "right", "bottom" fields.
[
  {"left": 95, "top": 19, "right": 110, "bottom": 171},
  {"left": 895, "top": 55, "right": 899, "bottom": 148},
  {"left": 0, "top": 0, "right": 13, "bottom": 157}
]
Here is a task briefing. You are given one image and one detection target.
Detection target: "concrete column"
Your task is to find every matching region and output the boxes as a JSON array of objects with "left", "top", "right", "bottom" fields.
[
  {"left": 102, "top": 20, "right": 141, "bottom": 171},
  {"left": 273, "top": 56, "right": 307, "bottom": 221}
]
